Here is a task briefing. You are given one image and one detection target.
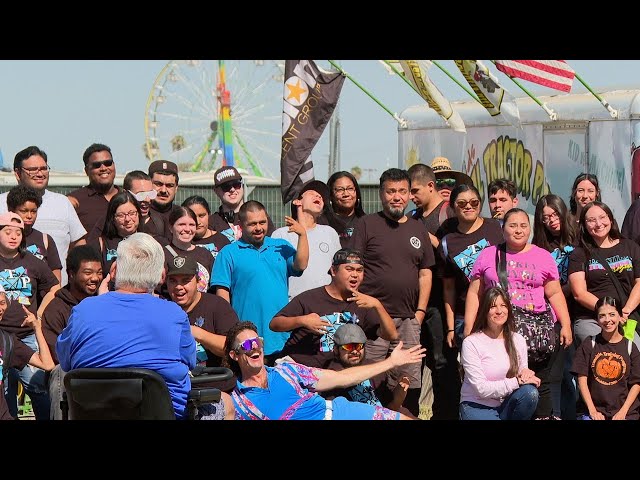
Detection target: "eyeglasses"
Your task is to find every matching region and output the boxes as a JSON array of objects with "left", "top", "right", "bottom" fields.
[
  {"left": 455, "top": 199, "right": 480, "bottom": 209},
  {"left": 333, "top": 186, "right": 356, "bottom": 194},
  {"left": 234, "top": 336, "right": 263, "bottom": 353},
  {"left": 585, "top": 214, "right": 609, "bottom": 225},
  {"left": 19, "top": 165, "right": 50, "bottom": 177},
  {"left": 436, "top": 178, "right": 456, "bottom": 188},
  {"left": 340, "top": 343, "right": 365, "bottom": 353},
  {"left": 114, "top": 210, "right": 138, "bottom": 221},
  {"left": 129, "top": 189, "right": 157, "bottom": 202},
  {"left": 89, "top": 159, "right": 114, "bottom": 170},
  {"left": 542, "top": 211, "right": 559, "bottom": 224},
  {"left": 220, "top": 181, "right": 242, "bottom": 193}
]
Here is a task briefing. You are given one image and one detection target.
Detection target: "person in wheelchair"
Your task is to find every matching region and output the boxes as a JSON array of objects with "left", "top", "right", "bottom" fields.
[{"left": 56, "top": 232, "right": 230, "bottom": 420}]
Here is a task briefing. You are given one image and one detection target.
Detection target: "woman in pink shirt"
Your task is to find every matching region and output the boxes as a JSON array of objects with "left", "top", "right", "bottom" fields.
[{"left": 460, "top": 286, "right": 540, "bottom": 420}]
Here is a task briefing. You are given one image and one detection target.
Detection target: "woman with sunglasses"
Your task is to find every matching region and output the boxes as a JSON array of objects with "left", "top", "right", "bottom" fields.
[
  {"left": 568, "top": 201, "right": 640, "bottom": 348},
  {"left": 326, "top": 171, "right": 366, "bottom": 247},
  {"left": 88, "top": 191, "right": 142, "bottom": 278},
  {"left": 569, "top": 173, "right": 601, "bottom": 226},
  {"left": 439, "top": 184, "right": 503, "bottom": 351},
  {"left": 459, "top": 286, "right": 540, "bottom": 420},
  {"left": 532, "top": 194, "right": 578, "bottom": 419},
  {"left": 466, "top": 208, "right": 572, "bottom": 420},
  {"left": 182, "top": 196, "right": 230, "bottom": 262},
  {"left": 223, "top": 321, "right": 425, "bottom": 420},
  {"left": 160, "top": 206, "right": 215, "bottom": 297}
]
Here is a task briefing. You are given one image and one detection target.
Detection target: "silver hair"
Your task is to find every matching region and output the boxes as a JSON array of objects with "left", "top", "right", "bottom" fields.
[{"left": 114, "top": 232, "right": 164, "bottom": 292}]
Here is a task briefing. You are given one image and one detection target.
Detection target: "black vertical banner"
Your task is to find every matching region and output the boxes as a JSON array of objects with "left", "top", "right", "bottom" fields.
[{"left": 280, "top": 60, "right": 345, "bottom": 204}]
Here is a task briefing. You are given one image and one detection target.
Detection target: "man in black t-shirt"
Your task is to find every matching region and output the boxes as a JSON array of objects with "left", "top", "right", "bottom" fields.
[
  {"left": 350, "top": 168, "right": 435, "bottom": 417},
  {"left": 270, "top": 248, "right": 397, "bottom": 368}
]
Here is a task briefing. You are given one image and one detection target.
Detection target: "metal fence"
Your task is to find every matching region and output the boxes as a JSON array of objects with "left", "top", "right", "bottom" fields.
[{"left": 0, "top": 184, "right": 385, "bottom": 229}]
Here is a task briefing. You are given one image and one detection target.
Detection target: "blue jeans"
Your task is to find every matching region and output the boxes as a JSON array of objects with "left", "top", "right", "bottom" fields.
[
  {"left": 459, "top": 384, "right": 539, "bottom": 420},
  {"left": 4, "top": 333, "right": 51, "bottom": 420}
]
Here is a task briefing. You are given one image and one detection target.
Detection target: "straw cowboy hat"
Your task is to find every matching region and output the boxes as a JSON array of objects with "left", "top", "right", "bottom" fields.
[{"left": 430, "top": 156, "right": 474, "bottom": 187}]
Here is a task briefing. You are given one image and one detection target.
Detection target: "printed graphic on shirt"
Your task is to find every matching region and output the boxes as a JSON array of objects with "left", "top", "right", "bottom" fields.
[
  {"left": 592, "top": 351, "right": 627, "bottom": 386},
  {"left": 26, "top": 244, "right": 44, "bottom": 260},
  {"left": 221, "top": 225, "right": 243, "bottom": 243},
  {"left": 410, "top": 236, "right": 421, "bottom": 249},
  {"left": 196, "top": 262, "right": 210, "bottom": 293},
  {"left": 0, "top": 267, "right": 32, "bottom": 303},
  {"left": 196, "top": 343, "right": 208, "bottom": 364},
  {"left": 588, "top": 254, "right": 633, "bottom": 274},
  {"left": 318, "top": 311, "right": 360, "bottom": 352},
  {"left": 106, "top": 248, "right": 118, "bottom": 262},
  {"left": 453, "top": 238, "right": 491, "bottom": 280},
  {"left": 196, "top": 243, "right": 220, "bottom": 259},
  {"left": 348, "top": 379, "right": 382, "bottom": 406},
  {"left": 505, "top": 259, "right": 539, "bottom": 309},
  {"left": 551, "top": 245, "right": 574, "bottom": 284}
]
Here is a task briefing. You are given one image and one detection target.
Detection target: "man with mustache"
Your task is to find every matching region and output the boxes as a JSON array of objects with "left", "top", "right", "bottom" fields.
[
  {"left": 148, "top": 160, "right": 180, "bottom": 241},
  {"left": 349, "top": 168, "right": 435, "bottom": 417}
]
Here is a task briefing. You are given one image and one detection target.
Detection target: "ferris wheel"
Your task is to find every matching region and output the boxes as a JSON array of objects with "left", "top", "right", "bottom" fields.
[{"left": 144, "top": 60, "right": 284, "bottom": 178}]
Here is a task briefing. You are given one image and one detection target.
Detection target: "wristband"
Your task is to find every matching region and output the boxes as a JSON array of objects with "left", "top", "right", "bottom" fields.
[{"left": 416, "top": 308, "right": 427, "bottom": 315}]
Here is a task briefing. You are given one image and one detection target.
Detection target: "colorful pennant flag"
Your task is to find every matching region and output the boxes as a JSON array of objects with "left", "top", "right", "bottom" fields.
[
  {"left": 280, "top": 60, "right": 345, "bottom": 204},
  {"left": 398, "top": 60, "right": 466, "bottom": 133},
  {"left": 494, "top": 60, "right": 575, "bottom": 93},
  {"left": 455, "top": 60, "right": 521, "bottom": 128}
]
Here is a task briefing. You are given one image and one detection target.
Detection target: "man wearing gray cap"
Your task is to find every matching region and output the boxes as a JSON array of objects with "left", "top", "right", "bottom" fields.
[{"left": 209, "top": 166, "right": 275, "bottom": 243}]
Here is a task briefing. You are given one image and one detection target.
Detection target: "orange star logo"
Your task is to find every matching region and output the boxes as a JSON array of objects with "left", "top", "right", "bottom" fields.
[{"left": 286, "top": 78, "right": 307, "bottom": 104}]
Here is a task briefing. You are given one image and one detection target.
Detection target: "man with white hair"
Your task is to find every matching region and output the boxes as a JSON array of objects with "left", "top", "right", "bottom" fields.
[{"left": 56, "top": 232, "right": 198, "bottom": 420}]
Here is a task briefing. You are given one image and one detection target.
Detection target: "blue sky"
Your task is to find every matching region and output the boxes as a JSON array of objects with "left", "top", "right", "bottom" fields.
[{"left": 0, "top": 60, "right": 638, "bottom": 183}]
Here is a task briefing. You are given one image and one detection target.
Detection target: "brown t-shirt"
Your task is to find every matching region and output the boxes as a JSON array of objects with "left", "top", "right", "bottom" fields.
[
  {"left": 0, "top": 253, "right": 59, "bottom": 338},
  {"left": 568, "top": 239, "right": 640, "bottom": 319},
  {"left": 0, "top": 335, "right": 34, "bottom": 420},
  {"left": 349, "top": 212, "right": 435, "bottom": 318},
  {"left": 67, "top": 185, "right": 122, "bottom": 234},
  {"left": 186, "top": 292, "right": 239, "bottom": 392},
  {"left": 277, "top": 286, "right": 382, "bottom": 368},
  {"left": 439, "top": 218, "right": 504, "bottom": 316},
  {"left": 25, "top": 228, "right": 62, "bottom": 272},
  {"left": 42, "top": 287, "right": 80, "bottom": 364}
]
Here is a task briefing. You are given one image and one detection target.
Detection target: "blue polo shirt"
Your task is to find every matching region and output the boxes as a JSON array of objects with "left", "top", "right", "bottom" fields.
[{"left": 211, "top": 237, "right": 302, "bottom": 355}]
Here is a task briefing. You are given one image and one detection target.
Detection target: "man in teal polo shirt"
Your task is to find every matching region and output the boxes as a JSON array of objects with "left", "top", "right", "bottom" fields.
[{"left": 211, "top": 200, "right": 309, "bottom": 362}]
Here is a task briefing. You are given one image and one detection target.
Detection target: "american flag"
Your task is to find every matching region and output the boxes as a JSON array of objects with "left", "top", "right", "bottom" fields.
[{"left": 494, "top": 60, "right": 575, "bottom": 93}]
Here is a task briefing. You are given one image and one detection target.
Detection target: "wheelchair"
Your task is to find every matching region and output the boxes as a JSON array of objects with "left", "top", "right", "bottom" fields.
[{"left": 60, "top": 366, "right": 233, "bottom": 420}]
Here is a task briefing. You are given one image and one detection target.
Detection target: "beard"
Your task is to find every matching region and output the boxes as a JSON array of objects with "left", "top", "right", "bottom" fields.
[{"left": 386, "top": 206, "right": 405, "bottom": 220}]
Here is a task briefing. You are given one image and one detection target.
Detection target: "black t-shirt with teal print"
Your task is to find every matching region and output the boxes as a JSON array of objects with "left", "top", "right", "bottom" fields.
[
  {"left": 209, "top": 208, "right": 276, "bottom": 244},
  {"left": 0, "top": 253, "right": 59, "bottom": 338},
  {"left": 439, "top": 218, "right": 504, "bottom": 315},
  {"left": 349, "top": 212, "right": 435, "bottom": 318},
  {"left": 192, "top": 232, "right": 230, "bottom": 263},
  {"left": 186, "top": 292, "right": 239, "bottom": 392},
  {"left": 568, "top": 239, "right": 640, "bottom": 319},
  {"left": 24, "top": 228, "right": 62, "bottom": 272},
  {"left": 277, "top": 286, "right": 382, "bottom": 368},
  {"left": 0, "top": 335, "right": 34, "bottom": 420},
  {"left": 547, "top": 238, "right": 576, "bottom": 285},
  {"left": 571, "top": 334, "right": 640, "bottom": 419},
  {"left": 88, "top": 235, "right": 125, "bottom": 276}
]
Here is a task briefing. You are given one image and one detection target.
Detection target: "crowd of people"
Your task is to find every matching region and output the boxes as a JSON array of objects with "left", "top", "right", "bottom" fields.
[{"left": 0, "top": 142, "right": 639, "bottom": 421}]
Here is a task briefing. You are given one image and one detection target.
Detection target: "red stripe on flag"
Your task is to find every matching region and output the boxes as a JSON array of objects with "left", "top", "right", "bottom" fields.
[
  {"left": 495, "top": 60, "right": 574, "bottom": 93},
  {"left": 512, "top": 60, "right": 575, "bottom": 79}
]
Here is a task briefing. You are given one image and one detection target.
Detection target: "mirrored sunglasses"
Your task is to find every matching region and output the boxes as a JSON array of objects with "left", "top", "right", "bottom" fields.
[
  {"left": 130, "top": 189, "right": 158, "bottom": 202},
  {"left": 340, "top": 343, "right": 365, "bottom": 353},
  {"left": 235, "top": 336, "right": 263, "bottom": 353},
  {"left": 436, "top": 178, "right": 456, "bottom": 188}
]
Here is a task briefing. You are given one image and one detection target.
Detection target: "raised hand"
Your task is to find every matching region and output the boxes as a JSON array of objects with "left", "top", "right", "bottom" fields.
[{"left": 284, "top": 215, "right": 306, "bottom": 236}]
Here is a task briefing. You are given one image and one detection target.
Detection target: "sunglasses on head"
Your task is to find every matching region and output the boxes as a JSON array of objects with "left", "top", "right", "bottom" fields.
[
  {"left": 455, "top": 199, "right": 480, "bottom": 209},
  {"left": 234, "top": 336, "right": 263, "bottom": 353},
  {"left": 89, "top": 159, "right": 114, "bottom": 170},
  {"left": 130, "top": 189, "right": 158, "bottom": 202},
  {"left": 436, "top": 178, "right": 456, "bottom": 188},
  {"left": 221, "top": 181, "right": 242, "bottom": 193},
  {"left": 340, "top": 343, "right": 364, "bottom": 353}
]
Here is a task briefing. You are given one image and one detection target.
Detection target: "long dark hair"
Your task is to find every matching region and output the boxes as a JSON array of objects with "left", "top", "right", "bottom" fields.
[
  {"left": 578, "top": 200, "right": 621, "bottom": 251},
  {"left": 532, "top": 194, "right": 576, "bottom": 251},
  {"left": 471, "top": 287, "right": 520, "bottom": 378},
  {"left": 595, "top": 296, "right": 625, "bottom": 336},
  {"left": 102, "top": 191, "right": 142, "bottom": 239},
  {"left": 569, "top": 173, "right": 601, "bottom": 216},
  {"left": 327, "top": 171, "right": 365, "bottom": 218}
]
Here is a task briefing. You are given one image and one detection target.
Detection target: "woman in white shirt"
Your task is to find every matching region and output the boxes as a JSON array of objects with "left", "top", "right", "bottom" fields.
[{"left": 460, "top": 286, "right": 541, "bottom": 420}]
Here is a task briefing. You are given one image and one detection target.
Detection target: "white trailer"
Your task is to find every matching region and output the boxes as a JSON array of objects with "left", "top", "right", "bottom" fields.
[{"left": 398, "top": 89, "right": 640, "bottom": 224}]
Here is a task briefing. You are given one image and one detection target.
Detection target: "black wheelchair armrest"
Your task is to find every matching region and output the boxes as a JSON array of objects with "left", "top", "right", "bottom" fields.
[
  {"left": 188, "top": 388, "right": 222, "bottom": 404},
  {"left": 190, "top": 366, "right": 233, "bottom": 386}
]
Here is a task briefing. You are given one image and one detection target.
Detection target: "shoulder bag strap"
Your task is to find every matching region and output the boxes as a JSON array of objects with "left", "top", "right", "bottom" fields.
[
  {"left": 165, "top": 245, "right": 178, "bottom": 258},
  {"left": 494, "top": 242, "right": 509, "bottom": 291},
  {"left": 441, "top": 235, "right": 449, "bottom": 259},
  {"left": 588, "top": 247, "right": 629, "bottom": 304}
]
